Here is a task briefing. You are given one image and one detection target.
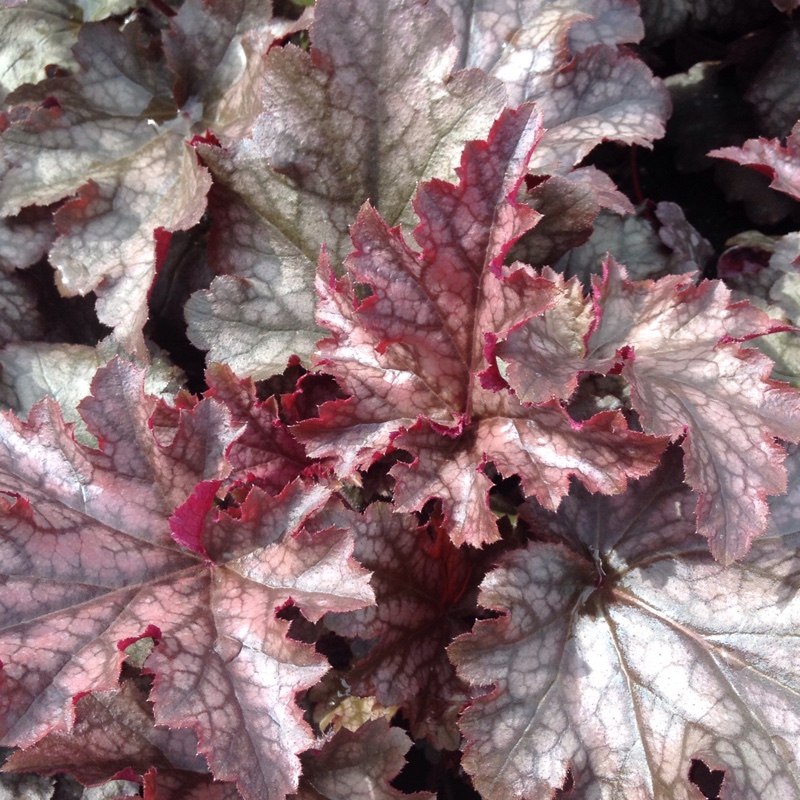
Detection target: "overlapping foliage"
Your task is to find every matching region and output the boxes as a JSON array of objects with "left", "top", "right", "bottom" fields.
[{"left": 2, "top": 0, "right": 800, "bottom": 798}]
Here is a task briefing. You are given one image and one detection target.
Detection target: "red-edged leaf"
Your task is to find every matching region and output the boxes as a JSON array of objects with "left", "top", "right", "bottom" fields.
[
  {"left": 187, "top": 0, "right": 507, "bottom": 376},
  {"left": 450, "top": 449, "right": 800, "bottom": 799},
  {"left": 296, "top": 107, "right": 665, "bottom": 546},
  {"left": 710, "top": 121, "right": 800, "bottom": 203},
  {"left": 0, "top": 360, "right": 374, "bottom": 800},
  {"left": 498, "top": 258, "right": 800, "bottom": 562},
  {"left": 2, "top": 679, "right": 206, "bottom": 785},
  {"left": 296, "top": 720, "right": 434, "bottom": 800},
  {"left": 203, "top": 363, "right": 311, "bottom": 492}
]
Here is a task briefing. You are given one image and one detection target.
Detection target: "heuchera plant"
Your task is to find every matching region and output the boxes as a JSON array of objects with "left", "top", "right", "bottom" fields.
[{"left": 2, "top": 0, "right": 800, "bottom": 799}]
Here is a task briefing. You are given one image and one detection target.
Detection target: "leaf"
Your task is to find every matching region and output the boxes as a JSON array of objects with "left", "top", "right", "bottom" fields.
[
  {"left": 295, "top": 106, "right": 665, "bottom": 547},
  {"left": 507, "top": 167, "right": 635, "bottom": 269},
  {"left": 187, "top": 0, "right": 507, "bottom": 376},
  {"left": 0, "top": 340, "right": 184, "bottom": 447},
  {"left": 0, "top": 0, "right": 134, "bottom": 103},
  {"left": 709, "top": 121, "right": 800, "bottom": 203},
  {"left": 319, "top": 503, "right": 477, "bottom": 745},
  {"left": 0, "top": 359, "right": 374, "bottom": 800},
  {"left": 141, "top": 768, "right": 243, "bottom": 800},
  {"left": 202, "top": 362, "right": 311, "bottom": 493},
  {"left": 2, "top": 680, "right": 207, "bottom": 785},
  {"left": 295, "top": 720, "right": 434, "bottom": 800},
  {"left": 449, "top": 449, "right": 800, "bottom": 800},
  {"left": 437, "top": 0, "right": 645, "bottom": 103},
  {"left": 526, "top": 46, "right": 671, "bottom": 174},
  {"left": 165, "top": 0, "right": 312, "bottom": 141},
  {"left": 496, "top": 258, "right": 800, "bottom": 562},
  {"left": 435, "top": 0, "right": 669, "bottom": 173},
  {"left": 0, "top": 20, "right": 210, "bottom": 355}
]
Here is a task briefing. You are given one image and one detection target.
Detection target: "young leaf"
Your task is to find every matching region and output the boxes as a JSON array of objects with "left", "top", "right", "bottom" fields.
[
  {"left": 450, "top": 449, "right": 800, "bottom": 800},
  {"left": 295, "top": 106, "right": 665, "bottom": 546},
  {"left": 709, "top": 121, "right": 800, "bottom": 203},
  {"left": 496, "top": 258, "right": 800, "bottom": 562},
  {"left": 203, "top": 363, "right": 311, "bottom": 493}
]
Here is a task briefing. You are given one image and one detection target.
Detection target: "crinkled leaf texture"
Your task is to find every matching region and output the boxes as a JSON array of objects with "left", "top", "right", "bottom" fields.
[
  {"left": 296, "top": 719, "right": 433, "bottom": 800},
  {"left": 450, "top": 448, "right": 800, "bottom": 800},
  {"left": 2, "top": 678, "right": 206, "bottom": 785},
  {"left": 0, "top": 1, "right": 290, "bottom": 357},
  {"left": 187, "top": 0, "right": 506, "bottom": 377},
  {"left": 434, "top": 0, "right": 670, "bottom": 174},
  {"left": 494, "top": 259, "right": 800, "bottom": 562},
  {"left": 318, "top": 502, "right": 477, "bottom": 746},
  {"left": 295, "top": 106, "right": 665, "bottom": 547},
  {"left": 0, "top": 359, "right": 374, "bottom": 800}
]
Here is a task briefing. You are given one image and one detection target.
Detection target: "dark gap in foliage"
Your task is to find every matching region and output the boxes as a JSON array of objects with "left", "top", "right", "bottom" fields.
[
  {"left": 553, "top": 767, "right": 575, "bottom": 797},
  {"left": 388, "top": 722, "right": 484, "bottom": 798},
  {"left": 689, "top": 758, "right": 725, "bottom": 799},
  {"left": 146, "top": 221, "right": 213, "bottom": 395},
  {"left": 273, "top": 0, "right": 313, "bottom": 22},
  {"left": 487, "top": 465, "right": 525, "bottom": 518},
  {"left": 17, "top": 260, "right": 111, "bottom": 346},
  {"left": 256, "top": 357, "right": 309, "bottom": 403}
]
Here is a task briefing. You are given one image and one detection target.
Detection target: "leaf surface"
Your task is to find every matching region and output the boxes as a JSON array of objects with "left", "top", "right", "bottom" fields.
[
  {"left": 497, "top": 258, "right": 800, "bottom": 562},
  {"left": 187, "top": 0, "right": 506, "bottom": 376},
  {"left": 296, "top": 720, "right": 433, "bottom": 800},
  {"left": 2, "top": 680, "right": 206, "bottom": 785},
  {"left": 295, "top": 107, "right": 665, "bottom": 546},
  {"left": 320, "top": 503, "right": 476, "bottom": 744},
  {"left": 710, "top": 122, "right": 800, "bottom": 203},
  {"left": 0, "top": 359, "right": 373, "bottom": 800},
  {"left": 450, "top": 449, "right": 800, "bottom": 800}
]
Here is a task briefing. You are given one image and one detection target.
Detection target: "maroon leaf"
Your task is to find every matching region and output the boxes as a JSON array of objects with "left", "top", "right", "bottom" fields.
[
  {"left": 319, "top": 503, "right": 476, "bottom": 745},
  {"left": 203, "top": 363, "right": 311, "bottom": 493},
  {"left": 296, "top": 107, "right": 665, "bottom": 546},
  {"left": 142, "top": 768, "right": 243, "bottom": 800}
]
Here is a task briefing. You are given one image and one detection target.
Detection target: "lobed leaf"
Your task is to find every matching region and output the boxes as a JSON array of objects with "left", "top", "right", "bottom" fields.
[
  {"left": 0, "top": 360, "right": 373, "bottom": 800},
  {"left": 497, "top": 258, "right": 800, "bottom": 562},
  {"left": 296, "top": 107, "right": 665, "bottom": 546},
  {"left": 187, "top": 0, "right": 506, "bottom": 376},
  {"left": 710, "top": 121, "right": 800, "bottom": 203},
  {"left": 450, "top": 449, "right": 800, "bottom": 799}
]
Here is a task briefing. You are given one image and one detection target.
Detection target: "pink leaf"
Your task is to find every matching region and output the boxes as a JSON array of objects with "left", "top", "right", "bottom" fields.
[
  {"left": 499, "top": 258, "right": 800, "bottom": 562},
  {"left": 710, "top": 121, "right": 800, "bottom": 203},
  {"left": 296, "top": 107, "right": 665, "bottom": 546},
  {"left": 450, "top": 449, "right": 800, "bottom": 799},
  {"left": 188, "top": 0, "right": 507, "bottom": 375},
  {"left": 0, "top": 361, "right": 374, "bottom": 800},
  {"left": 2, "top": 680, "right": 206, "bottom": 785}
]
